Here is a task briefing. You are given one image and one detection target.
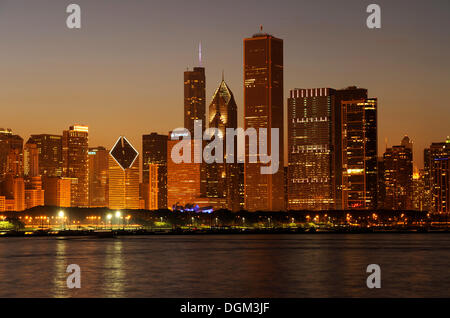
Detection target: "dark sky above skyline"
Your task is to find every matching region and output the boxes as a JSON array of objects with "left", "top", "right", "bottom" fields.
[{"left": 0, "top": 0, "right": 449, "bottom": 168}]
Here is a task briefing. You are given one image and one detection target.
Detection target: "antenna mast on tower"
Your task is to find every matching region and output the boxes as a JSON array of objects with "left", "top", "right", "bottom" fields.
[{"left": 199, "top": 42, "right": 202, "bottom": 66}]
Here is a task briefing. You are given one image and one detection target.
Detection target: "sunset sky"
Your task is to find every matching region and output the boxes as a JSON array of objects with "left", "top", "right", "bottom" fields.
[{"left": 0, "top": 0, "right": 449, "bottom": 168}]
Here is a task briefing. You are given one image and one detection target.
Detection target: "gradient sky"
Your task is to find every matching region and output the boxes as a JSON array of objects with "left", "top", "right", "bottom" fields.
[{"left": 0, "top": 0, "right": 449, "bottom": 168}]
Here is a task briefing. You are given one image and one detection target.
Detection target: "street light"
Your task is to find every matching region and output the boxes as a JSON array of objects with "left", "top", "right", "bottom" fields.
[
  {"left": 116, "top": 211, "right": 122, "bottom": 230},
  {"left": 58, "top": 211, "right": 65, "bottom": 230},
  {"left": 107, "top": 214, "right": 112, "bottom": 230}
]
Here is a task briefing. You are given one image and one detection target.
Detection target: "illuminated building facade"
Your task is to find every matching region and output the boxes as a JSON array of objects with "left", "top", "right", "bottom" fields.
[
  {"left": 63, "top": 125, "right": 89, "bottom": 207},
  {"left": 425, "top": 138, "right": 450, "bottom": 213},
  {"left": 0, "top": 128, "right": 23, "bottom": 180},
  {"left": 413, "top": 169, "right": 427, "bottom": 211},
  {"left": 184, "top": 67, "right": 206, "bottom": 135},
  {"left": 24, "top": 142, "right": 39, "bottom": 178},
  {"left": 42, "top": 177, "right": 71, "bottom": 207},
  {"left": 341, "top": 98, "right": 378, "bottom": 210},
  {"left": 108, "top": 136, "right": 140, "bottom": 210},
  {"left": 146, "top": 163, "right": 159, "bottom": 210},
  {"left": 25, "top": 176, "right": 45, "bottom": 209},
  {"left": 142, "top": 133, "right": 168, "bottom": 209},
  {"left": 287, "top": 88, "right": 336, "bottom": 210},
  {"left": 244, "top": 31, "right": 284, "bottom": 211},
  {"left": 27, "top": 134, "right": 63, "bottom": 177},
  {"left": 0, "top": 175, "right": 25, "bottom": 211},
  {"left": 383, "top": 143, "right": 413, "bottom": 210},
  {"left": 207, "top": 78, "right": 240, "bottom": 211},
  {"left": 167, "top": 135, "right": 202, "bottom": 210},
  {"left": 88, "top": 147, "right": 109, "bottom": 207}
]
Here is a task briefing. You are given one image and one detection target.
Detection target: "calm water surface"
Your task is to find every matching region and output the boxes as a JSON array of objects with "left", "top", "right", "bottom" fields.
[{"left": 0, "top": 234, "right": 449, "bottom": 298}]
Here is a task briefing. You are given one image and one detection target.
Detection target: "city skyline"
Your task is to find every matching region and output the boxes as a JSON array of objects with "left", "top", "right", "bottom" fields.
[{"left": 1, "top": 0, "right": 449, "bottom": 169}]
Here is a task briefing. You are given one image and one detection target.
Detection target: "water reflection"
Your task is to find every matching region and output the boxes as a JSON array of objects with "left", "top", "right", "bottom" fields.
[
  {"left": 52, "top": 238, "right": 68, "bottom": 298},
  {"left": 102, "top": 240, "right": 125, "bottom": 297}
]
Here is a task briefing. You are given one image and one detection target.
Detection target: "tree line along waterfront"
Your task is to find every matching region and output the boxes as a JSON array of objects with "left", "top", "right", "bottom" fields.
[{"left": 1, "top": 206, "right": 449, "bottom": 237}]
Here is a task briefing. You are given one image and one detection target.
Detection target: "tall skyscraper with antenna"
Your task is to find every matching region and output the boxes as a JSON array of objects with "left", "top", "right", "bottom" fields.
[{"left": 184, "top": 44, "right": 206, "bottom": 135}]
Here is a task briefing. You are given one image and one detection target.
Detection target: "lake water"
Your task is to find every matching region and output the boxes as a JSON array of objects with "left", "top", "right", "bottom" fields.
[{"left": 0, "top": 234, "right": 449, "bottom": 298}]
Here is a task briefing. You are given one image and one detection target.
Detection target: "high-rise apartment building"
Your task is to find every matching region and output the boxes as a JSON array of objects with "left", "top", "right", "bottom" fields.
[
  {"left": 383, "top": 141, "right": 413, "bottom": 210},
  {"left": 425, "top": 138, "right": 450, "bottom": 213},
  {"left": 341, "top": 98, "right": 378, "bottom": 210},
  {"left": 27, "top": 134, "right": 63, "bottom": 177},
  {"left": 0, "top": 129, "right": 23, "bottom": 180},
  {"left": 62, "top": 125, "right": 89, "bottom": 207},
  {"left": 207, "top": 78, "right": 240, "bottom": 211},
  {"left": 142, "top": 133, "right": 168, "bottom": 209},
  {"left": 88, "top": 147, "right": 109, "bottom": 207},
  {"left": 287, "top": 88, "right": 336, "bottom": 210},
  {"left": 244, "top": 30, "right": 284, "bottom": 211},
  {"left": 108, "top": 136, "right": 140, "bottom": 210}
]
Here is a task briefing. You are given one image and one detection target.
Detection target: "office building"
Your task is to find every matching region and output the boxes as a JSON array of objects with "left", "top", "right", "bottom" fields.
[
  {"left": 27, "top": 134, "right": 63, "bottom": 177},
  {"left": 142, "top": 133, "right": 168, "bottom": 209},
  {"left": 62, "top": 125, "right": 89, "bottom": 207},
  {"left": 108, "top": 136, "right": 140, "bottom": 210},
  {"left": 243, "top": 30, "right": 284, "bottom": 211},
  {"left": 383, "top": 140, "right": 413, "bottom": 210},
  {"left": 341, "top": 98, "right": 378, "bottom": 209},
  {"left": 207, "top": 77, "right": 240, "bottom": 211},
  {"left": 88, "top": 147, "right": 109, "bottom": 207},
  {"left": 287, "top": 88, "right": 336, "bottom": 210}
]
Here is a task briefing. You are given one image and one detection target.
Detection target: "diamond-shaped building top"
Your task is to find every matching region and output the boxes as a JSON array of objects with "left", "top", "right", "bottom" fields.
[{"left": 110, "top": 136, "right": 139, "bottom": 170}]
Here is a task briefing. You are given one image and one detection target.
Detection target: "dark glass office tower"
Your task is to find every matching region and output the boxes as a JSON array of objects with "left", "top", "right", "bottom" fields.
[
  {"left": 244, "top": 30, "right": 284, "bottom": 211},
  {"left": 207, "top": 78, "right": 240, "bottom": 211},
  {"left": 334, "top": 87, "right": 368, "bottom": 209},
  {"left": 287, "top": 88, "right": 336, "bottom": 210},
  {"left": 142, "top": 133, "right": 168, "bottom": 209},
  {"left": 27, "top": 134, "right": 63, "bottom": 177},
  {"left": 184, "top": 67, "right": 206, "bottom": 135},
  {"left": 341, "top": 98, "right": 378, "bottom": 210}
]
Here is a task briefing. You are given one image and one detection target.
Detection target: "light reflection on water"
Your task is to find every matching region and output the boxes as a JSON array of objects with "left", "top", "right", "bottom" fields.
[{"left": 0, "top": 234, "right": 449, "bottom": 298}]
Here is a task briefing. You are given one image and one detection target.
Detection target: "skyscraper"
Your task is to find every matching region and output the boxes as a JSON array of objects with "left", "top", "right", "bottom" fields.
[
  {"left": 334, "top": 87, "right": 369, "bottom": 209},
  {"left": 207, "top": 77, "right": 240, "bottom": 211},
  {"left": 425, "top": 138, "right": 450, "bottom": 213},
  {"left": 0, "top": 128, "right": 23, "bottom": 180},
  {"left": 62, "top": 125, "right": 89, "bottom": 207},
  {"left": 287, "top": 88, "right": 336, "bottom": 210},
  {"left": 108, "top": 136, "right": 140, "bottom": 210},
  {"left": 24, "top": 142, "right": 39, "bottom": 178},
  {"left": 383, "top": 141, "right": 413, "bottom": 210},
  {"left": 142, "top": 133, "right": 168, "bottom": 209},
  {"left": 167, "top": 132, "right": 203, "bottom": 210},
  {"left": 27, "top": 134, "right": 63, "bottom": 177},
  {"left": 184, "top": 67, "right": 206, "bottom": 135},
  {"left": 88, "top": 147, "right": 109, "bottom": 207},
  {"left": 341, "top": 98, "right": 378, "bottom": 210},
  {"left": 244, "top": 30, "right": 284, "bottom": 211}
]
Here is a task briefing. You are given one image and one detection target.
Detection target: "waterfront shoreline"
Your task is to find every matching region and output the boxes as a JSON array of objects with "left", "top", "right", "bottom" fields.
[{"left": 1, "top": 228, "right": 449, "bottom": 238}]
